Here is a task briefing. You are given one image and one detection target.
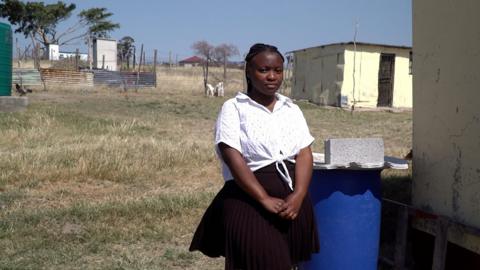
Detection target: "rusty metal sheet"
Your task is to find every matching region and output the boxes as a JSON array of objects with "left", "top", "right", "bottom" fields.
[
  {"left": 91, "top": 69, "right": 156, "bottom": 88},
  {"left": 40, "top": 68, "right": 94, "bottom": 88}
]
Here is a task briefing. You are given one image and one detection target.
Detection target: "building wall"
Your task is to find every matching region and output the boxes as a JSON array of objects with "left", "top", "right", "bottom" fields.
[
  {"left": 292, "top": 44, "right": 412, "bottom": 108},
  {"left": 291, "top": 44, "right": 344, "bottom": 106},
  {"left": 93, "top": 39, "right": 117, "bottom": 71},
  {"left": 342, "top": 45, "right": 412, "bottom": 108},
  {"left": 46, "top": 44, "right": 59, "bottom": 61},
  {"left": 413, "top": 0, "right": 480, "bottom": 231}
]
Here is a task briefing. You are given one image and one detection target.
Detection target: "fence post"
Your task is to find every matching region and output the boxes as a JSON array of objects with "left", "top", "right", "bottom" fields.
[
  {"left": 154, "top": 49, "right": 157, "bottom": 88},
  {"left": 88, "top": 35, "right": 92, "bottom": 70},
  {"left": 75, "top": 48, "right": 79, "bottom": 71},
  {"left": 135, "top": 44, "right": 143, "bottom": 92},
  {"left": 133, "top": 47, "right": 136, "bottom": 70}
]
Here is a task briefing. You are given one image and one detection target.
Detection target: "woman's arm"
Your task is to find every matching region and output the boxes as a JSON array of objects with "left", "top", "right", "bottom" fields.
[
  {"left": 218, "top": 143, "right": 286, "bottom": 214},
  {"left": 279, "top": 146, "right": 313, "bottom": 220}
]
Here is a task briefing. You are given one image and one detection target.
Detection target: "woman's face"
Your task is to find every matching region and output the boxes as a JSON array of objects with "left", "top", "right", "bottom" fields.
[{"left": 247, "top": 51, "right": 284, "bottom": 97}]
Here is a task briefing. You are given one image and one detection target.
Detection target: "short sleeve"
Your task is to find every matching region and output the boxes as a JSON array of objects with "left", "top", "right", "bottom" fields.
[
  {"left": 294, "top": 106, "right": 315, "bottom": 149},
  {"left": 214, "top": 100, "right": 242, "bottom": 153}
]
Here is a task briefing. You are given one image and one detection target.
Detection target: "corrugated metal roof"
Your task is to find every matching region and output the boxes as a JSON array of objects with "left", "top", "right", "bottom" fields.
[
  {"left": 179, "top": 56, "right": 204, "bottom": 64},
  {"left": 287, "top": 42, "right": 412, "bottom": 53}
]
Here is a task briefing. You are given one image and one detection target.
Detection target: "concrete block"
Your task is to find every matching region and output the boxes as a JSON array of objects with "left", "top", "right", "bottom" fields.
[
  {"left": 0, "top": 96, "right": 29, "bottom": 112},
  {"left": 325, "top": 138, "right": 384, "bottom": 164}
]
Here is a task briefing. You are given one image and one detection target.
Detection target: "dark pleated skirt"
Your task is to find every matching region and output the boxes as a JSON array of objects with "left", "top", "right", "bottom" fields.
[{"left": 189, "top": 162, "right": 320, "bottom": 270}]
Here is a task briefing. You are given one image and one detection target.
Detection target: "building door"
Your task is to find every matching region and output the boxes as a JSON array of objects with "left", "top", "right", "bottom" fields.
[{"left": 377, "top": 53, "right": 395, "bottom": 107}]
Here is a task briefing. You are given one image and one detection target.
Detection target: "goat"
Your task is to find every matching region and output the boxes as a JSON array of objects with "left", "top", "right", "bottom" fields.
[
  {"left": 206, "top": 83, "right": 215, "bottom": 97},
  {"left": 215, "top": 82, "right": 224, "bottom": 97}
]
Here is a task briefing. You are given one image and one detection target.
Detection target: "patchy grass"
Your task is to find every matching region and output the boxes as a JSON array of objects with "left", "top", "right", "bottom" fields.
[{"left": 0, "top": 73, "right": 411, "bottom": 268}]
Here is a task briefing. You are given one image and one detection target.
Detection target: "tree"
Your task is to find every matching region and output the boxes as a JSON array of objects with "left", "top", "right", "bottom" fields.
[
  {"left": 78, "top": 7, "right": 119, "bottom": 39},
  {"left": 192, "top": 40, "right": 214, "bottom": 95},
  {"left": 0, "top": 0, "right": 75, "bottom": 49},
  {"left": 214, "top": 43, "right": 239, "bottom": 84},
  {"left": 0, "top": 0, "right": 119, "bottom": 50},
  {"left": 117, "top": 36, "right": 135, "bottom": 70}
]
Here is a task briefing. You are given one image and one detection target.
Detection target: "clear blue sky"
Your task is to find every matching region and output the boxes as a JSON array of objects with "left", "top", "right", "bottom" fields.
[{"left": 4, "top": 0, "right": 412, "bottom": 62}]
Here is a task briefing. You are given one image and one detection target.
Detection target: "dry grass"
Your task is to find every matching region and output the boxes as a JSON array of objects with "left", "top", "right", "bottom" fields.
[{"left": 0, "top": 67, "right": 411, "bottom": 269}]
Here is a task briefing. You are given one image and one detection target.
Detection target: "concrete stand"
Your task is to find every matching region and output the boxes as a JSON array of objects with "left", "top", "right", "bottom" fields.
[{"left": 0, "top": 96, "right": 29, "bottom": 112}]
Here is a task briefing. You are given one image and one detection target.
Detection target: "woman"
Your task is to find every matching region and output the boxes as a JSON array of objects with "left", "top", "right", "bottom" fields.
[{"left": 190, "top": 43, "right": 319, "bottom": 270}]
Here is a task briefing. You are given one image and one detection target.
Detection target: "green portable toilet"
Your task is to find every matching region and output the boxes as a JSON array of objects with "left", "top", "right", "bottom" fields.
[{"left": 0, "top": 22, "right": 12, "bottom": 96}]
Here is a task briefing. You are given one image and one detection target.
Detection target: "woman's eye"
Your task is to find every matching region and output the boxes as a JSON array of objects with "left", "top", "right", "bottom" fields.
[{"left": 258, "top": 68, "right": 268, "bottom": 73}]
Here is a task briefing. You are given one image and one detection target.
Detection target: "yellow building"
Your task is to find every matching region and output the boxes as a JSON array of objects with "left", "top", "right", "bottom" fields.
[
  {"left": 289, "top": 42, "right": 412, "bottom": 108},
  {"left": 413, "top": 0, "right": 480, "bottom": 257}
]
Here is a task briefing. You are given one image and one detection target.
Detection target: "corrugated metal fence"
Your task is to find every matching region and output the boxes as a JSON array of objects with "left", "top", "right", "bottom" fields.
[
  {"left": 91, "top": 70, "right": 156, "bottom": 88},
  {"left": 41, "top": 68, "right": 94, "bottom": 89},
  {"left": 12, "top": 68, "right": 42, "bottom": 87},
  {"left": 12, "top": 68, "right": 156, "bottom": 89}
]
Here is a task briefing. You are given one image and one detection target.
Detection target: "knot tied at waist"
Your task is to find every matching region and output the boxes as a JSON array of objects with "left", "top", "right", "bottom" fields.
[
  {"left": 255, "top": 158, "right": 295, "bottom": 191},
  {"left": 275, "top": 159, "right": 294, "bottom": 190}
]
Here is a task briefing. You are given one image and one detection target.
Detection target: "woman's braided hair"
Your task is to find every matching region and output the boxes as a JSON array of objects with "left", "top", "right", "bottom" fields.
[{"left": 245, "top": 43, "right": 284, "bottom": 93}]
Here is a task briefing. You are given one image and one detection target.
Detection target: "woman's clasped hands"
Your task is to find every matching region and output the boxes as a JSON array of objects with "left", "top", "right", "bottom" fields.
[{"left": 260, "top": 193, "right": 303, "bottom": 220}]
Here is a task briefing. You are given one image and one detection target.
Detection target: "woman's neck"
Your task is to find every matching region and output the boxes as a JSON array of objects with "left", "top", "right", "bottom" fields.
[{"left": 248, "top": 90, "right": 277, "bottom": 112}]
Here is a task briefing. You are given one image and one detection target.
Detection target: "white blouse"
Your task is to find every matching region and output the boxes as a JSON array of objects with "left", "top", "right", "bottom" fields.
[{"left": 215, "top": 92, "right": 314, "bottom": 190}]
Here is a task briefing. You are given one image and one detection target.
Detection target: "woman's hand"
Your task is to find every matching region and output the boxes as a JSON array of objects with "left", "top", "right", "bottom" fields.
[
  {"left": 260, "top": 196, "right": 287, "bottom": 214},
  {"left": 279, "top": 192, "right": 304, "bottom": 220},
  {"left": 278, "top": 146, "right": 312, "bottom": 220}
]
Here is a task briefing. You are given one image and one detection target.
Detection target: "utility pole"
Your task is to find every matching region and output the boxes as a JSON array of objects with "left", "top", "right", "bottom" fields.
[{"left": 351, "top": 20, "right": 359, "bottom": 113}]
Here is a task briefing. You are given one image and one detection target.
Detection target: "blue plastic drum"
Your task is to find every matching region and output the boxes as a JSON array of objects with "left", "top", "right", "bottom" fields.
[{"left": 301, "top": 169, "right": 382, "bottom": 270}]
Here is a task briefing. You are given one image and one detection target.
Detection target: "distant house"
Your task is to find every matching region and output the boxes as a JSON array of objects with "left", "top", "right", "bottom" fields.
[
  {"left": 179, "top": 56, "right": 204, "bottom": 67},
  {"left": 44, "top": 44, "right": 88, "bottom": 61},
  {"left": 289, "top": 42, "right": 412, "bottom": 108}
]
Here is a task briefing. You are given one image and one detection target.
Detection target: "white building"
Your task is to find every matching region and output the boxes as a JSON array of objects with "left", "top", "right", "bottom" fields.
[
  {"left": 93, "top": 38, "right": 117, "bottom": 71},
  {"left": 45, "top": 44, "right": 59, "bottom": 61}
]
